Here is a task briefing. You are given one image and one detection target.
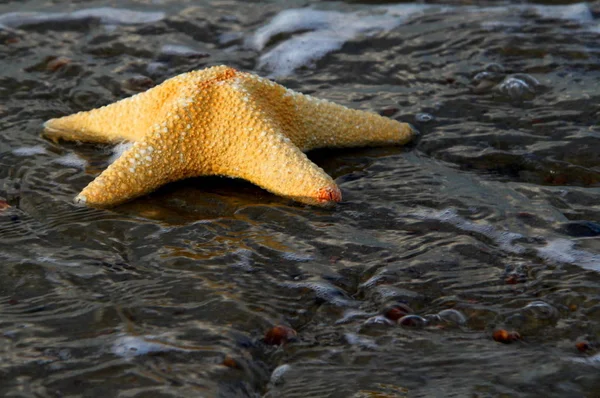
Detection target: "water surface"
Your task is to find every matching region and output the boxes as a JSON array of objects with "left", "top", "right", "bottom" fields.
[{"left": 1, "top": 1, "right": 600, "bottom": 397}]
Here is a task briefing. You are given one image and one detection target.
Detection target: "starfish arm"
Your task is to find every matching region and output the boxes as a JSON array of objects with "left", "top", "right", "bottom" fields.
[
  {"left": 291, "top": 94, "right": 414, "bottom": 151},
  {"left": 222, "top": 130, "right": 342, "bottom": 206},
  {"left": 43, "top": 77, "right": 185, "bottom": 144},
  {"left": 75, "top": 124, "right": 201, "bottom": 206},
  {"left": 193, "top": 76, "right": 342, "bottom": 206},
  {"left": 241, "top": 74, "right": 414, "bottom": 151}
]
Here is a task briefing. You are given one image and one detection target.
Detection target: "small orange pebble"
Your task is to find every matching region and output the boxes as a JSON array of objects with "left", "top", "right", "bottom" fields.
[
  {"left": 46, "top": 57, "right": 71, "bottom": 72},
  {"left": 383, "top": 303, "right": 413, "bottom": 321},
  {"left": 553, "top": 174, "right": 569, "bottom": 185},
  {"left": 493, "top": 329, "right": 521, "bottom": 344},
  {"left": 380, "top": 107, "right": 399, "bottom": 117},
  {"left": 505, "top": 274, "right": 519, "bottom": 285},
  {"left": 569, "top": 304, "right": 578, "bottom": 312},
  {"left": 264, "top": 325, "right": 297, "bottom": 346},
  {"left": 223, "top": 355, "right": 241, "bottom": 369},
  {"left": 0, "top": 200, "right": 9, "bottom": 211},
  {"left": 576, "top": 341, "right": 591, "bottom": 353},
  {"left": 544, "top": 173, "right": 568, "bottom": 185},
  {"left": 397, "top": 315, "right": 427, "bottom": 328}
]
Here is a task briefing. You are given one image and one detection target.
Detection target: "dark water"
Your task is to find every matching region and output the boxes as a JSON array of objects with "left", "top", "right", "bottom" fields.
[{"left": 1, "top": 0, "right": 600, "bottom": 397}]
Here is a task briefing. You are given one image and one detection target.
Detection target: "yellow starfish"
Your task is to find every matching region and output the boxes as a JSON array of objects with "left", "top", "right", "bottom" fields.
[{"left": 43, "top": 65, "right": 414, "bottom": 207}]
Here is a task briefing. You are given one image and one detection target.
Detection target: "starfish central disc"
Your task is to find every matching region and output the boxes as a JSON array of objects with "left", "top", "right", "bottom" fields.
[{"left": 43, "top": 65, "right": 414, "bottom": 207}]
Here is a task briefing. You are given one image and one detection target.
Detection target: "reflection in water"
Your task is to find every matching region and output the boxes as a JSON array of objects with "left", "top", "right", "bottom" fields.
[{"left": 1, "top": 0, "right": 600, "bottom": 397}]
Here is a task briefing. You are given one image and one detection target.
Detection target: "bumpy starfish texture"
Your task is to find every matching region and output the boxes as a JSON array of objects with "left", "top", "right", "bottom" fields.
[{"left": 43, "top": 65, "right": 414, "bottom": 207}]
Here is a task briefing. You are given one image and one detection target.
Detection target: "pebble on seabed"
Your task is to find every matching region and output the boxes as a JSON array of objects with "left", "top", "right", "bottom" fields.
[
  {"left": 493, "top": 329, "right": 521, "bottom": 344},
  {"left": 576, "top": 341, "right": 591, "bottom": 353},
  {"left": 380, "top": 107, "right": 399, "bottom": 117},
  {"left": 222, "top": 355, "right": 241, "bottom": 369},
  {"left": 383, "top": 303, "right": 413, "bottom": 321},
  {"left": 46, "top": 57, "right": 71, "bottom": 72},
  {"left": 397, "top": 315, "right": 428, "bottom": 328},
  {"left": 264, "top": 325, "right": 297, "bottom": 346}
]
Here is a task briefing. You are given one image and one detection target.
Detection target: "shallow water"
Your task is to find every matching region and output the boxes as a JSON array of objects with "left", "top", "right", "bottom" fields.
[{"left": 1, "top": 0, "right": 600, "bottom": 397}]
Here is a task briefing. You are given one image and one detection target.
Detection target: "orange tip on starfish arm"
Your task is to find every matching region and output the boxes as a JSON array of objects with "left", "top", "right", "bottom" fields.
[{"left": 43, "top": 65, "right": 414, "bottom": 207}]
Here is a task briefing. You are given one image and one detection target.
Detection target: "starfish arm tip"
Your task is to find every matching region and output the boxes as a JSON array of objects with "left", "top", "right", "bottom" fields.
[
  {"left": 74, "top": 194, "right": 87, "bottom": 205},
  {"left": 43, "top": 117, "right": 64, "bottom": 132},
  {"left": 405, "top": 123, "right": 418, "bottom": 138},
  {"left": 42, "top": 119, "right": 60, "bottom": 139},
  {"left": 317, "top": 186, "right": 342, "bottom": 205}
]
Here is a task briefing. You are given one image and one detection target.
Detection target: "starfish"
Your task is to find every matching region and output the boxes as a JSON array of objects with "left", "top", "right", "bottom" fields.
[{"left": 43, "top": 65, "right": 414, "bottom": 207}]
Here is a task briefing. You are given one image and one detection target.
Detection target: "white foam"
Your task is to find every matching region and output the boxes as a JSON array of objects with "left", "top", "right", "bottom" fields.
[
  {"left": 109, "top": 142, "right": 134, "bottom": 164},
  {"left": 385, "top": 3, "right": 447, "bottom": 17},
  {"left": 146, "top": 62, "right": 168, "bottom": 76},
  {"left": 112, "top": 335, "right": 188, "bottom": 358},
  {"left": 270, "top": 364, "right": 291, "bottom": 385},
  {"left": 12, "top": 145, "right": 48, "bottom": 156},
  {"left": 0, "top": 8, "right": 165, "bottom": 29},
  {"left": 233, "top": 248, "right": 253, "bottom": 271},
  {"left": 160, "top": 44, "right": 206, "bottom": 57},
  {"left": 335, "top": 309, "right": 369, "bottom": 324},
  {"left": 530, "top": 3, "right": 593, "bottom": 22},
  {"left": 53, "top": 153, "right": 87, "bottom": 169},
  {"left": 250, "top": 3, "right": 596, "bottom": 77},
  {"left": 282, "top": 280, "right": 356, "bottom": 307},
  {"left": 476, "top": 4, "right": 595, "bottom": 32},
  {"left": 497, "top": 76, "right": 536, "bottom": 99},
  {"left": 572, "top": 352, "right": 600, "bottom": 365},
  {"left": 218, "top": 31, "right": 244, "bottom": 45},
  {"left": 412, "top": 208, "right": 600, "bottom": 272},
  {"left": 537, "top": 239, "right": 600, "bottom": 272},
  {"left": 251, "top": 6, "right": 427, "bottom": 77},
  {"left": 281, "top": 252, "right": 313, "bottom": 262},
  {"left": 258, "top": 30, "right": 347, "bottom": 77},
  {"left": 345, "top": 332, "right": 378, "bottom": 349},
  {"left": 73, "top": 8, "right": 165, "bottom": 25},
  {"left": 412, "top": 208, "right": 526, "bottom": 254},
  {"left": 249, "top": 9, "right": 343, "bottom": 51}
]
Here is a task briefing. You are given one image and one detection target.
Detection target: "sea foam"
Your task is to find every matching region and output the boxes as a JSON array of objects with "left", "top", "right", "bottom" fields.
[
  {"left": 0, "top": 7, "right": 165, "bottom": 30},
  {"left": 410, "top": 208, "right": 600, "bottom": 272},
  {"left": 250, "top": 3, "right": 597, "bottom": 77},
  {"left": 250, "top": 6, "right": 429, "bottom": 77}
]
